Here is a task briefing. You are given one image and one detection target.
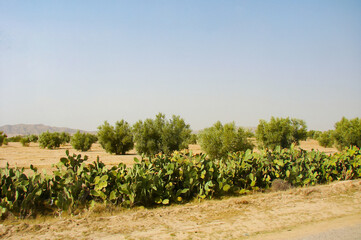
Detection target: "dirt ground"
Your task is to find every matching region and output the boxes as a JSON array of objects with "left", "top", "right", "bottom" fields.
[
  {"left": 1, "top": 140, "right": 354, "bottom": 240},
  {"left": 0, "top": 139, "right": 337, "bottom": 173},
  {"left": 0, "top": 179, "right": 360, "bottom": 240}
]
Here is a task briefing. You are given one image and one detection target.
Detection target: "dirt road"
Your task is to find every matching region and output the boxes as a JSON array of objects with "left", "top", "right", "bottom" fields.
[{"left": 1, "top": 179, "right": 360, "bottom": 240}]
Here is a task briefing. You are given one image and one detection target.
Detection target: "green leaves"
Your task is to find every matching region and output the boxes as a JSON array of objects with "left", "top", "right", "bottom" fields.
[
  {"left": 71, "top": 131, "right": 98, "bottom": 152},
  {"left": 198, "top": 121, "right": 254, "bottom": 160},
  {"left": 133, "top": 113, "right": 192, "bottom": 156},
  {"left": 256, "top": 117, "right": 307, "bottom": 150},
  {"left": 1, "top": 146, "right": 361, "bottom": 219},
  {"left": 98, "top": 120, "right": 134, "bottom": 155}
]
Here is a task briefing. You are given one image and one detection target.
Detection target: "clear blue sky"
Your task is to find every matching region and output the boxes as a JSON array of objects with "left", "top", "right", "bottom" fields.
[{"left": 1, "top": 1, "right": 360, "bottom": 131}]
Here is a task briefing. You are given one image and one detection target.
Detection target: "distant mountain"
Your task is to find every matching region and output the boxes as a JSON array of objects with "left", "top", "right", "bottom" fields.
[{"left": 0, "top": 124, "right": 94, "bottom": 137}]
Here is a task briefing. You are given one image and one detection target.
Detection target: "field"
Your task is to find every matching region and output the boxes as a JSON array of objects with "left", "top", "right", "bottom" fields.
[
  {"left": 1, "top": 140, "right": 360, "bottom": 239},
  {"left": 0, "top": 139, "right": 337, "bottom": 173}
]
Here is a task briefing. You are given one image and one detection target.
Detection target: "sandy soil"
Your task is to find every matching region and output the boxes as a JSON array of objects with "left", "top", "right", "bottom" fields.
[
  {"left": 0, "top": 143, "right": 203, "bottom": 175},
  {"left": 0, "top": 179, "right": 360, "bottom": 240}
]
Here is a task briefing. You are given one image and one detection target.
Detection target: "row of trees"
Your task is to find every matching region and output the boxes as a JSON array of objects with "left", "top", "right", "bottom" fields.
[
  {"left": 1, "top": 116, "right": 360, "bottom": 159},
  {"left": 307, "top": 117, "right": 361, "bottom": 150}
]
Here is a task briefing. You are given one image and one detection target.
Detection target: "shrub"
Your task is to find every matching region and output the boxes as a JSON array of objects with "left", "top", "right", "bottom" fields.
[
  {"left": 317, "top": 130, "right": 334, "bottom": 148},
  {"left": 307, "top": 130, "right": 322, "bottom": 139},
  {"left": 97, "top": 120, "right": 134, "bottom": 155},
  {"left": 2, "top": 146, "right": 360, "bottom": 219},
  {"left": 28, "top": 134, "right": 38, "bottom": 143},
  {"left": 38, "top": 131, "right": 62, "bottom": 149},
  {"left": 59, "top": 132, "right": 71, "bottom": 145},
  {"left": 333, "top": 117, "right": 361, "bottom": 150},
  {"left": 256, "top": 117, "right": 307, "bottom": 150},
  {"left": 189, "top": 133, "right": 198, "bottom": 144},
  {"left": 6, "top": 135, "right": 22, "bottom": 142},
  {"left": 71, "top": 131, "right": 98, "bottom": 151},
  {"left": 198, "top": 121, "right": 254, "bottom": 159},
  {"left": 0, "top": 132, "right": 7, "bottom": 146},
  {"left": 20, "top": 135, "right": 38, "bottom": 147},
  {"left": 245, "top": 130, "right": 255, "bottom": 138},
  {"left": 20, "top": 136, "right": 31, "bottom": 147},
  {"left": 133, "top": 113, "right": 192, "bottom": 156}
]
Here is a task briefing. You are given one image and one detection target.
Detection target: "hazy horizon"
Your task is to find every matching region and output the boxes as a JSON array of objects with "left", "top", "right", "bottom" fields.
[{"left": 1, "top": 1, "right": 360, "bottom": 131}]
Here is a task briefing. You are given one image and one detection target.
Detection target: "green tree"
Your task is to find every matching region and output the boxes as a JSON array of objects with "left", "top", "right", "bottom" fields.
[
  {"left": 0, "top": 131, "right": 7, "bottom": 146},
  {"left": 6, "top": 135, "right": 22, "bottom": 142},
  {"left": 198, "top": 121, "right": 254, "bottom": 159},
  {"left": 71, "top": 131, "right": 98, "bottom": 151},
  {"left": 28, "top": 134, "right": 38, "bottom": 143},
  {"left": 189, "top": 133, "right": 198, "bottom": 144},
  {"left": 59, "top": 132, "right": 71, "bottom": 145},
  {"left": 20, "top": 134, "right": 39, "bottom": 147},
  {"left": 133, "top": 113, "right": 192, "bottom": 156},
  {"left": 38, "top": 131, "right": 62, "bottom": 149},
  {"left": 307, "top": 130, "right": 322, "bottom": 139},
  {"left": 97, "top": 120, "right": 134, "bottom": 155},
  {"left": 20, "top": 136, "right": 31, "bottom": 147},
  {"left": 333, "top": 117, "right": 361, "bottom": 150},
  {"left": 317, "top": 130, "right": 334, "bottom": 148},
  {"left": 256, "top": 117, "right": 307, "bottom": 149}
]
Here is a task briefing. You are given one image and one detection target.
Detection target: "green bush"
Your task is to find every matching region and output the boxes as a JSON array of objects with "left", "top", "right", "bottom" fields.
[
  {"left": 334, "top": 117, "right": 361, "bottom": 150},
  {"left": 133, "top": 113, "right": 192, "bottom": 156},
  {"left": 20, "top": 137, "right": 31, "bottom": 147},
  {"left": 71, "top": 131, "right": 98, "bottom": 151},
  {"left": 245, "top": 130, "right": 255, "bottom": 138},
  {"left": 59, "top": 132, "right": 71, "bottom": 145},
  {"left": 20, "top": 135, "right": 38, "bottom": 147},
  {"left": 97, "top": 120, "right": 134, "bottom": 155},
  {"left": 1, "top": 146, "right": 360, "bottom": 219},
  {"left": 198, "top": 121, "right": 254, "bottom": 159},
  {"left": 317, "top": 130, "right": 334, "bottom": 148},
  {"left": 38, "top": 131, "right": 62, "bottom": 149},
  {"left": 307, "top": 130, "right": 322, "bottom": 139},
  {"left": 189, "top": 133, "right": 198, "bottom": 144},
  {"left": 6, "top": 135, "right": 22, "bottom": 142},
  {"left": 0, "top": 132, "right": 7, "bottom": 146},
  {"left": 256, "top": 117, "right": 307, "bottom": 150},
  {"left": 28, "top": 134, "right": 38, "bottom": 143}
]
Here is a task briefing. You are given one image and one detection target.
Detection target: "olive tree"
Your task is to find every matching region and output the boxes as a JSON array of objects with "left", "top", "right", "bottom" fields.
[
  {"left": 59, "top": 132, "right": 71, "bottom": 145},
  {"left": 333, "top": 117, "right": 361, "bottom": 150},
  {"left": 71, "top": 131, "right": 98, "bottom": 151},
  {"left": 189, "top": 133, "right": 198, "bottom": 144},
  {"left": 317, "top": 130, "right": 334, "bottom": 148},
  {"left": 97, "top": 120, "right": 134, "bottom": 155},
  {"left": 198, "top": 121, "right": 254, "bottom": 159},
  {"left": 133, "top": 113, "right": 192, "bottom": 156},
  {"left": 0, "top": 131, "right": 7, "bottom": 146},
  {"left": 39, "top": 131, "right": 62, "bottom": 149},
  {"left": 20, "top": 134, "right": 38, "bottom": 147},
  {"left": 20, "top": 136, "right": 31, "bottom": 147},
  {"left": 256, "top": 117, "right": 307, "bottom": 149}
]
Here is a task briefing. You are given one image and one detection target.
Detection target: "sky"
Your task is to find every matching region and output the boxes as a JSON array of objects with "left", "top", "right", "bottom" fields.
[{"left": 0, "top": 1, "right": 360, "bottom": 131}]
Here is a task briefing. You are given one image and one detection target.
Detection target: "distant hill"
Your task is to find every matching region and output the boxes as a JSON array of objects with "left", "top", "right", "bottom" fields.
[{"left": 0, "top": 124, "right": 94, "bottom": 137}]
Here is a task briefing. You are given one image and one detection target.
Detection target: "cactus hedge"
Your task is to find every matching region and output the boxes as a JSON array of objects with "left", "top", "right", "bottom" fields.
[{"left": 1, "top": 146, "right": 361, "bottom": 219}]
